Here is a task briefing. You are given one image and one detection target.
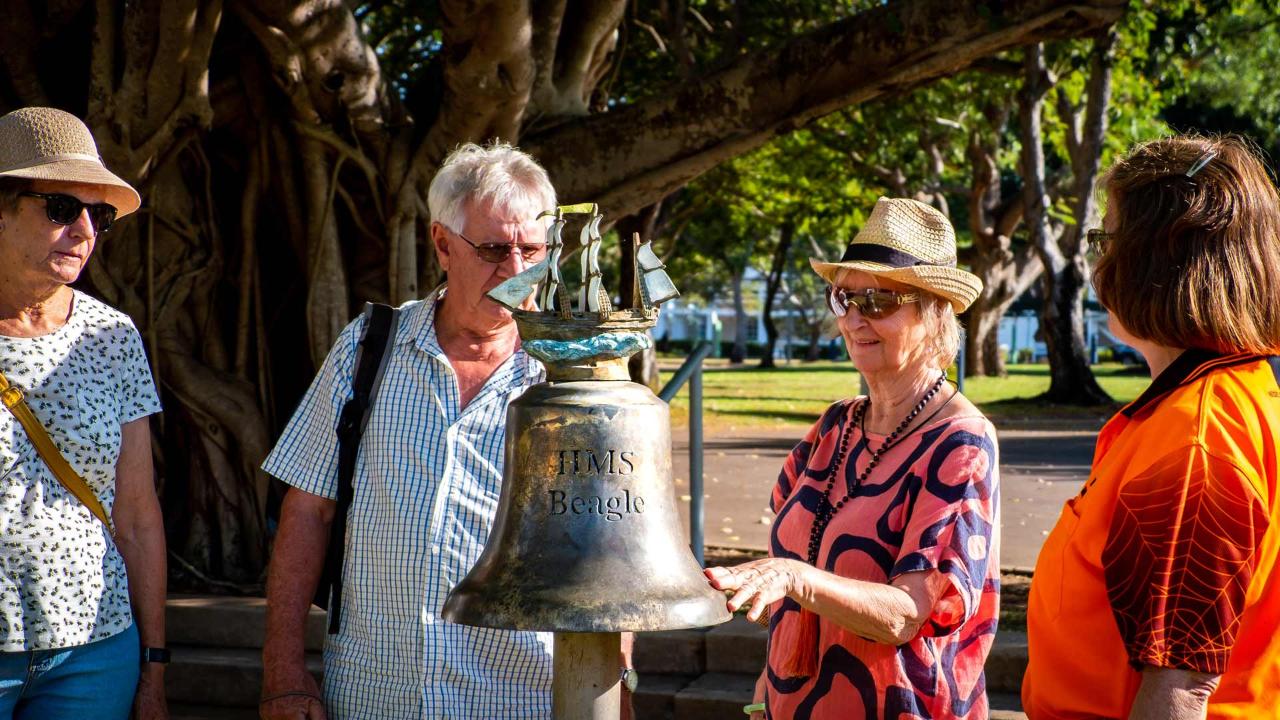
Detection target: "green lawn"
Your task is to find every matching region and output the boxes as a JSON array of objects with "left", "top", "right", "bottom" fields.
[{"left": 662, "top": 361, "right": 1152, "bottom": 431}]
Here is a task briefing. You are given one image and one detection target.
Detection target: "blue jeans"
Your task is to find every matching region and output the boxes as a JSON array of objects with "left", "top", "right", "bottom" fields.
[{"left": 0, "top": 623, "right": 139, "bottom": 720}]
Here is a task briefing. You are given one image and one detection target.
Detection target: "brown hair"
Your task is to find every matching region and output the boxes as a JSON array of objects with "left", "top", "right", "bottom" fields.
[{"left": 1094, "top": 135, "right": 1280, "bottom": 354}]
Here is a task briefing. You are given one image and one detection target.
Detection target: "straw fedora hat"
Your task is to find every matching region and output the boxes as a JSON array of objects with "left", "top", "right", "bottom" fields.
[
  {"left": 810, "top": 197, "right": 982, "bottom": 312},
  {"left": 0, "top": 107, "right": 140, "bottom": 216}
]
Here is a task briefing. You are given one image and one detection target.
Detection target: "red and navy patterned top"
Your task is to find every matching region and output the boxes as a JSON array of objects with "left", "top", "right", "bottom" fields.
[{"left": 766, "top": 398, "right": 1001, "bottom": 719}]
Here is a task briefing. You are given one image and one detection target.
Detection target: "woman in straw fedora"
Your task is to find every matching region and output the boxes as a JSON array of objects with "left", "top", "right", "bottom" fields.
[
  {"left": 0, "top": 108, "right": 167, "bottom": 719},
  {"left": 707, "top": 197, "right": 1000, "bottom": 719},
  {"left": 1023, "top": 136, "right": 1280, "bottom": 719}
]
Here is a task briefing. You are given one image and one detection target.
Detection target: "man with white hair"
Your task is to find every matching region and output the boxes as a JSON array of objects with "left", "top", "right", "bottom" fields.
[{"left": 259, "top": 143, "right": 563, "bottom": 719}]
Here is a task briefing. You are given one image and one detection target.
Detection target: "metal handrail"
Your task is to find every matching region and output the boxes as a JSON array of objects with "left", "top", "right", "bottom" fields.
[{"left": 659, "top": 341, "right": 715, "bottom": 566}]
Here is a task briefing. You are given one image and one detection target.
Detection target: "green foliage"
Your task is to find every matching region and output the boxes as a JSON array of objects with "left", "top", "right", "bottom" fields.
[
  {"left": 355, "top": 2, "right": 443, "bottom": 98},
  {"left": 661, "top": 0, "right": 1274, "bottom": 358},
  {"left": 661, "top": 120, "right": 878, "bottom": 304},
  {"left": 1043, "top": 30, "right": 1168, "bottom": 167},
  {"left": 1166, "top": 0, "right": 1280, "bottom": 146}
]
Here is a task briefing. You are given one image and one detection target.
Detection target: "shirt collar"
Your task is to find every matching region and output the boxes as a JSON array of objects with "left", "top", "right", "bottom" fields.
[
  {"left": 1121, "top": 348, "right": 1264, "bottom": 418},
  {"left": 393, "top": 284, "right": 446, "bottom": 357},
  {"left": 399, "top": 283, "right": 545, "bottom": 383},
  {"left": 520, "top": 345, "right": 546, "bottom": 381}
]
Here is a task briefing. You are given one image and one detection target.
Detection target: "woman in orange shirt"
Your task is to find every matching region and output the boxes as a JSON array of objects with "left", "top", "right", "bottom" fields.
[{"left": 1023, "top": 136, "right": 1280, "bottom": 719}]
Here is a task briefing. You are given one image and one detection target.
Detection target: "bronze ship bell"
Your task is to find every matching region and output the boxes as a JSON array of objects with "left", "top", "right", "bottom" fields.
[{"left": 441, "top": 204, "right": 729, "bottom": 718}]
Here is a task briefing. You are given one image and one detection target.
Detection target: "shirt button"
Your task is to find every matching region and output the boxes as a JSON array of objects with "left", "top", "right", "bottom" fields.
[{"left": 431, "top": 545, "right": 439, "bottom": 554}]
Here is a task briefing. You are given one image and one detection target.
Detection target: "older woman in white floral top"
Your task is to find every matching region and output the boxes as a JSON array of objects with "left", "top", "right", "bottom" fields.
[{"left": 0, "top": 108, "right": 167, "bottom": 720}]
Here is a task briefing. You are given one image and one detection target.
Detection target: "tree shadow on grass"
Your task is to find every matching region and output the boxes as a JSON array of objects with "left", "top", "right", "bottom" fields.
[
  {"left": 977, "top": 395, "right": 1125, "bottom": 419},
  {"left": 1098, "top": 364, "right": 1150, "bottom": 376},
  {"left": 700, "top": 436, "right": 804, "bottom": 450},
  {"left": 706, "top": 364, "right": 852, "bottom": 376},
  {"left": 704, "top": 396, "right": 843, "bottom": 404},
  {"left": 999, "top": 366, "right": 1052, "bottom": 377},
  {"left": 712, "top": 408, "right": 824, "bottom": 424},
  {"left": 994, "top": 364, "right": 1148, "bottom": 378}
]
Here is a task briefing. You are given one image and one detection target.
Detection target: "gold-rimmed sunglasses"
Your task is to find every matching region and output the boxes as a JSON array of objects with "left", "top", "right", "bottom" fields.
[{"left": 826, "top": 286, "right": 919, "bottom": 320}]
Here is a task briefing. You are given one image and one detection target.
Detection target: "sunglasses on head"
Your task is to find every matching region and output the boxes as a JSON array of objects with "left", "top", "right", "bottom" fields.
[
  {"left": 827, "top": 286, "right": 920, "bottom": 320},
  {"left": 21, "top": 192, "right": 117, "bottom": 234},
  {"left": 454, "top": 229, "right": 547, "bottom": 264}
]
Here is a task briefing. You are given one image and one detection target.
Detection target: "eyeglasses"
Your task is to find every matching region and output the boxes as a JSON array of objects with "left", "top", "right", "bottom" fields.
[
  {"left": 827, "top": 287, "right": 919, "bottom": 320},
  {"left": 21, "top": 192, "right": 118, "bottom": 234},
  {"left": 454, "top": 229, "right": 547, "bottom": 264},
  {"left": 1086, "top": 228, "right": 1112, "bottom": 258}
]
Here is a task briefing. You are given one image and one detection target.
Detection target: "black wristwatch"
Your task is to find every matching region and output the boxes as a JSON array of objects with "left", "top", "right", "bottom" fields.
[{"left": 140, "top": 647, "right": 171, "bottom": 664}]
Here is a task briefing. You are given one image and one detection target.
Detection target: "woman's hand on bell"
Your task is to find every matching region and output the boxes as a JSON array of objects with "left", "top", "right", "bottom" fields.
[{"left": 705, "top": 559, "right": 804, "bottom": 622}]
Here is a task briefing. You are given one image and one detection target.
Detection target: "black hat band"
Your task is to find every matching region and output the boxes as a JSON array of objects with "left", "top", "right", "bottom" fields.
[{"left": 838, "top": 243, "right": 951, "bottom": 268}]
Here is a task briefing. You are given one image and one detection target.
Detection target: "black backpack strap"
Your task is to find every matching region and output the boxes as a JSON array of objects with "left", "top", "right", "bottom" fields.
[
  {"left": 323, "top": 302, "right": 399, "bottom": 634},
  {"left": 1269, "top": 356, "right": 1280, "bottom": 387}
]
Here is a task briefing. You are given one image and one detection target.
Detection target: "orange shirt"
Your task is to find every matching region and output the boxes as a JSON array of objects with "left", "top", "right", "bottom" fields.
[{"left": 1024, "top": 351, "right": 1280, "bottom": 720}]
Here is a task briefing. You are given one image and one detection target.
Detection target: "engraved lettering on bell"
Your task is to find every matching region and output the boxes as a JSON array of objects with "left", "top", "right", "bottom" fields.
[
  {"left": 548, "top": 489, "right": 645, "bottom": 521},
  {"left": 557, "top": 449, "right": 636, "bottom": 476}
]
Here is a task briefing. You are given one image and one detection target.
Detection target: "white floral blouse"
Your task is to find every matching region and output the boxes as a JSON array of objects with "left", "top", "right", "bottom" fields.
[{"left": 0, "top": 290, "right": 161, "bottom": 651}]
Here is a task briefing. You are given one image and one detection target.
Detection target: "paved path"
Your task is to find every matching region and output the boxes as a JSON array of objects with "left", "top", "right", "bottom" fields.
[{"left": 670, "top": 420, "right": 1100, "bottom": 570}]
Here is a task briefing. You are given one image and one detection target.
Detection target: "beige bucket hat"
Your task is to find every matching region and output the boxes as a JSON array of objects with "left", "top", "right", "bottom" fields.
[
  {"left": 810, "top": 197, "right": 983, "bottom": 312},
  {"left": 0, "top": 107, "right": 140, "bottom": 216}
]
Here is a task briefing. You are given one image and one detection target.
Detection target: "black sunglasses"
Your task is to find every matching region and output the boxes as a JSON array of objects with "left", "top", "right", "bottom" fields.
[
  {"left": 827, "top": 286, "right": 920, "bottom": 320},
  {"left": 21, "top": 192, "right": 118, "bottom": 234},
  {"left": 455, "top": 229, "right": 547, "bottom": 264}
]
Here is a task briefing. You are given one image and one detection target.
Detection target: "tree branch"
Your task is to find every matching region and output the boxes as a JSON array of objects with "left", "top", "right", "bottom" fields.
[
  {"left": 1020, "top": 42, "right": 1065, "bottom": 273},
  {"left": 0, "top": 1, "right": 50, "bottom": 106},
  {"left": 633, "top": 19, "right": 667, "bottom": 53},
  {"left": 996, "top": 196, "right": 1026, "bottom": 241},
  {"left": 666, "top": 0, "right": 695, "bottom": 77},
  {"left": 238, "top": 0, "right": 388, "bottom": 133},
  {"left": 293, "top": 120, "right": 384, "bottom": 210},
  {"left": 87, "top": 0, "right": 119, "bottom": 123},
  {"left": 231, "top": 3, "right": 321, "bottom": 124},
  {"left": 545, "top": 0, "right": 626, "bottom": 116},
  {"left": 1054, "top": 85, "right": 1083, "bottom": 168},
  {"left": 427, "top": 0, "right": 535, "bottom": 147},
  {"left": 531, "top": 0, "right": 569, "bottom": 111},
  {"left": 1068, "top": 26, "right": 1116, "bottom": 247},
  {"left": 525, "top": 0, "right": 1125, "bottom": 217},
  {"left": 970, "top": 57, "right": 1025, "bottom": 75}
]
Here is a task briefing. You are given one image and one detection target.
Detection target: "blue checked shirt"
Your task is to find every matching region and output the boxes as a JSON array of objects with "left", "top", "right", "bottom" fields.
[{"left": 262, "top": 289, "right": 552, "bottom": 718}]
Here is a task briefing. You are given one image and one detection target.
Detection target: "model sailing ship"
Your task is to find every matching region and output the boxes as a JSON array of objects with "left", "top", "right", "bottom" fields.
[{"left": 487, "top": 203, "right": 679, "bottom": 344}]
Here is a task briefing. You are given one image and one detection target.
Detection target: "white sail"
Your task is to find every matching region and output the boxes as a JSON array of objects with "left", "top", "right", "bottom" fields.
[
  {"left": 636, "top": 242, "right": 679, "bottom": 307},
  {"left": 487, "top": 257, "right": 550, "bottom": 312}
]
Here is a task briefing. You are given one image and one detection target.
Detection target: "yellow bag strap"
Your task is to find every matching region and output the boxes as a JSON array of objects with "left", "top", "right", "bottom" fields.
[{"left": 0, "top": 371, "right": 115, "bottom": 537}]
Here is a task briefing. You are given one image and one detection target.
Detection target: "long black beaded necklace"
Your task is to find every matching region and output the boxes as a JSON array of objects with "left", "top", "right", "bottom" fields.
[{"left": 806, "top": 373, "right": 948, "bottom": 565}]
